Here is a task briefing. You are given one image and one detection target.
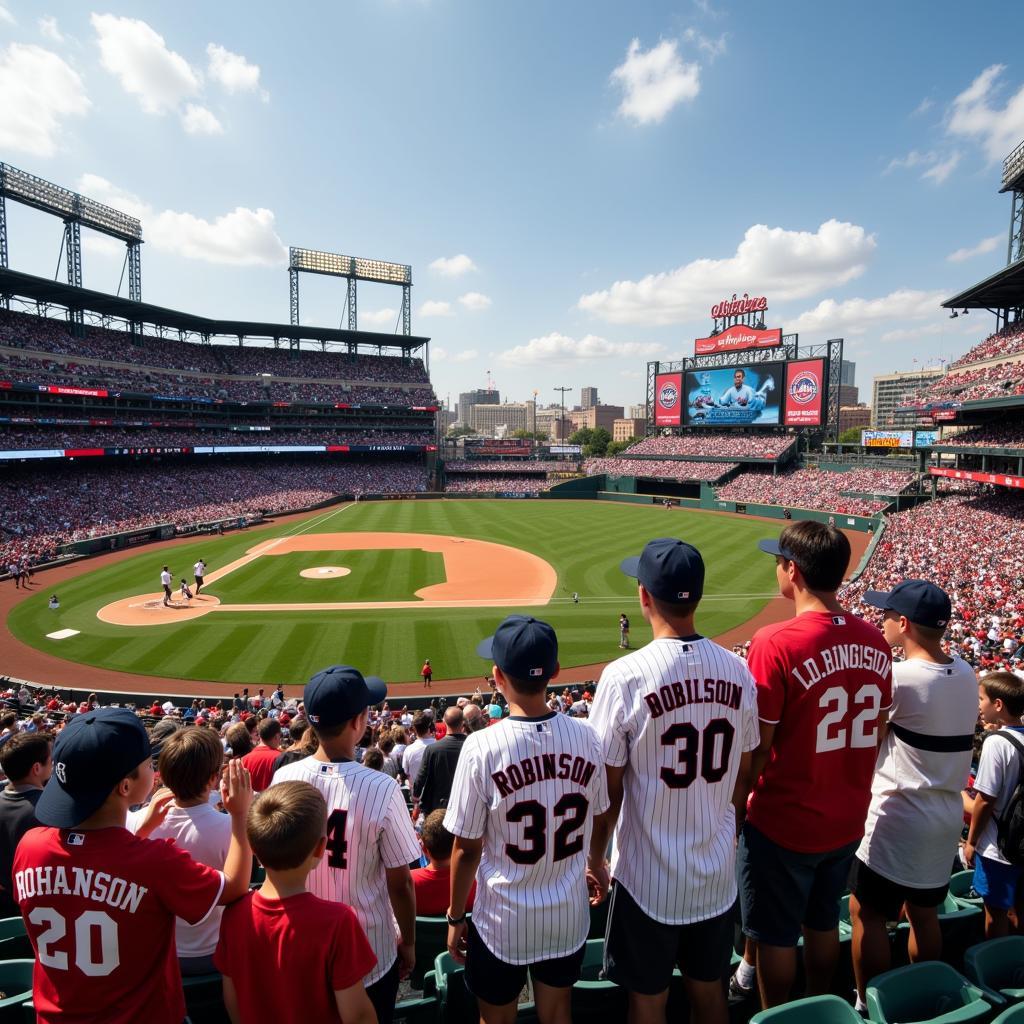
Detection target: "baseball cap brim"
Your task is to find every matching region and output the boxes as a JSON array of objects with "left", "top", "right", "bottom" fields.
[
  {"left": 476, "top": 635, "right": 497, "bottom": 660},
  {"left": 862, "top": 590, "right": 893, "bottom": 611},
  {"left": 758, "top": 538, "right": 798, "bottom": 559},
  {"left": 36, "top": 777, "right": 108, "bottom": 829},
  {"left": 363, "top": 675, "right": 387, "bottom": 705},
  {"left": 619, "top": 556, "right": 641, "bottom": 578}
]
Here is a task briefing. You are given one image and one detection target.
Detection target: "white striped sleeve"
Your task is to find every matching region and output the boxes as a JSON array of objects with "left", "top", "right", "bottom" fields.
[
  {"left": 589, "top": 669, "right": 629, "bottom": 767},
  {"left": 379, "top": 781, "right": 422, "bottom": 868},
  {"left": 740, "top": 667, "right": 761, "bottom": 753},
  {"left": 588, "top": 728, "right": 611, "bottom": 815},
  {"left": 443, "top": 739, "right": 487, "bottom": 839}
]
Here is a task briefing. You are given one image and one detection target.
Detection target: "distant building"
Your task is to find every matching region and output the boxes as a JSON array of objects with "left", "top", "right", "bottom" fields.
[
  {"left": 871, "top": 368, "right": 943, "bottom": 429},
  {"left": 613, "top": 418, "right": 647, "bottom": 442},
  {"left": 580, "top": 386, "right": 599, "bottom": 409},
  {"left": 840, "top": 360, "right": 856, "bottom": 387},
  {"left": 470, "top": 401, "right": 536, "bottom": 436},
  {"left": 838, "top": 384, "right": 859, "bottom": 407},
  {"left": 627, "top": 403, "right": 648, "bottom": 420},
  {"left": 575, "top": 404, "right": 624, "bottom": 432},
  {"left": 458, "top": 389, "right": 499, "bottom": 427},
  {"left": 536, "top": 407, "right": 570, "bottom": 441},
  {"left": 838, "top": 405, "right": 871, "bottom": 434}
]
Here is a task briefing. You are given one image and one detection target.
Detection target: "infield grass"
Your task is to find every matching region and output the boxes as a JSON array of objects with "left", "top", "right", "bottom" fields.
[{"left": 8, "top": 499, "right": 783, "bottom": 688}]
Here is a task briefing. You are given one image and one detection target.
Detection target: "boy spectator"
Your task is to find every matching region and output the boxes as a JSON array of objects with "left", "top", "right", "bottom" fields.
[
  {"left": 14, "top": 708, "right": 253, "bottom": 1024},
  {"left": 0, "top": 733, "right": 52, "bottom": 918},
  {"left": 737, "top": 521, "right": 892, "bottom": 1008},
  {"left": 129, "top": 727, "right": 231, "bottom": 976},
  {"left": 849, "top": 580, "right": 978, "bottom": 1011},
  {"left": 411, "top": 810, "right": 476, "bottom": 917},
  {"left": 215, "top": 781, "right": 376, "bottom": 1024},
  {"left": 402, "top": 711, "right": 435, "bottom": 782},
  {"left": 964, "top": 671, "right": 1024, "bottom": 938},
  {"left": 242, "top": 718, "right": 284, "bottom": 791}
]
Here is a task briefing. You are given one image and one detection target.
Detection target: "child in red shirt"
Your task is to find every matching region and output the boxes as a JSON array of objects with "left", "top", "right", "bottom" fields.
[
  {"left": 215, "top": 780, "right": 377, "bottom": 1024},
  {"left": 411, "top": 809, "right": 476, "bottom": 916}
]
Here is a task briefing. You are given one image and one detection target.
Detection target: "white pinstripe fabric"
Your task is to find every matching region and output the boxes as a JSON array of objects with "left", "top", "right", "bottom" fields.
[
  {"left": 589, "top": 637, "right": 759, "bottom": 925},
  {"left": 272, "top": 757, "right": 421, "bottom": 984},
  {"left": 444, "top": 713, "right": 609, "bottom": 965}
]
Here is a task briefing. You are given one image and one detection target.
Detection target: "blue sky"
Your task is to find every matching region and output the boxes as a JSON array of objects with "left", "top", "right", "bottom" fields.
[{"left": 2, "top": 1, "right": 1024, "bottom": 412}]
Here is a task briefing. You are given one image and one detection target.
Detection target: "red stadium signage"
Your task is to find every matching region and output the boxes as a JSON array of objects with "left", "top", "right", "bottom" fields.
[
  {"left": 39, "top": 385, "right": 109, "bottom": 398},
  {"left": 654, "top": 372, "right": 683, "bottom": 427},
  {"left": 694, "top": 325, "right": 783, "bottom": 356},
  {"left": 783, "top": 359, "right": 825, "bottom": 426},
  {"left": 64, "top": 448, "right": 105, "bottom": 457},
  {"left": 929, "top": 467, "right": 1024, "bottom": 490},
  {"left": 710, "top": 294, "right": 768, "bottom": 319}
]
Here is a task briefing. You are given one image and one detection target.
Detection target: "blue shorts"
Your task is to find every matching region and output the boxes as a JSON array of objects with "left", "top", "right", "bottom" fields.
[
  {"left": 738, "top": 822, "right": 859, "bottom": 947},
  {"left": 973, "top": 855, "right": 1021, "bottom": 911}
]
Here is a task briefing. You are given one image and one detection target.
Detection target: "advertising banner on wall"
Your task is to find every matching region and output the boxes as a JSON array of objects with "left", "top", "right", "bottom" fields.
[
  {"left": 684, "top": 363, "right": 782, "bottom": 426},
  {"left": 783, "top": 359, "right": 825, "bottom": 426},
  {"left": 654, "top": 372, "right": 683, "bottom": 426},
  {"left": 861, "top": 429, "right": 914, "bottom": 448},
  {"left": 930, "top": 467, "right": 1024, "bottom": 490},
  {"left": 914, "top": 430, "right": 939, "bottom": 448},
  {"left": 694, "top": 324, "right": 783, "bottom": 355}
]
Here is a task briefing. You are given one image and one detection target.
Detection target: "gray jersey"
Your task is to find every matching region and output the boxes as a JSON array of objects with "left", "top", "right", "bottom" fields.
[
  {"left": 444, "top": 713, "right": 609, "bottom": 965},
  {"left": 272, "top": 756, "right": 420, "bottom": 984},
  {"left": 589, "top": 636, "right": 759, "bottom": 924}
]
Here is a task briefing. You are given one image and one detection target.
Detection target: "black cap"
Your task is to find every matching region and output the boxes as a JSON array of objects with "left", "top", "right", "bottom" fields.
[
  {"left": 863, "top": 579, "right": 952, "bottom": 630},
  {"left": 757, "top": 537, "right": 798, "bottom": 560},
  {"left": 476, "top": 615, "right": 559, "bottom": 683},
  {"left": 620, "top": 538, "right": 704, "bottom": 602},
  {"left": 304, "top": 665, "right": 387, "bottom": 729},
  {"left": 37, "top": 708, "right": 152, "bottom": 828}
]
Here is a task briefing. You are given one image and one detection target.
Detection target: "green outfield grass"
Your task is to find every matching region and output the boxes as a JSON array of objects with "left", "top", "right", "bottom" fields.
[{"left": 7, "top": 500, "right": 783, "bottom": 688}]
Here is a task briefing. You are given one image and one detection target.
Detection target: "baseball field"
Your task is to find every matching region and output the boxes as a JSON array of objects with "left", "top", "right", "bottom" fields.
[{"left": 6, "top": 499, "right": 785, "bottom": 690}]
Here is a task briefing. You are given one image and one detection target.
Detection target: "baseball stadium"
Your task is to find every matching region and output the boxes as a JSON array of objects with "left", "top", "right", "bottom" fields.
[{"left": 3, "top": 10, "right": 1024, "bottom": 1024}]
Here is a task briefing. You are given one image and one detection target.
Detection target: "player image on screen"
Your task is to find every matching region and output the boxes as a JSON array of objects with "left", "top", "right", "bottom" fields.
[{"left": 686, "top": 363, "right": 781, "bottom": 425}]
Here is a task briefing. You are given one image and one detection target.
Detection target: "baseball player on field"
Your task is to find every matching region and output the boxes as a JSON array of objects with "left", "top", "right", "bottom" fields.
[
  {"left": 588, "top": 538, "right": 759, "bottom": 1024},
  {"left": 272, "top": 665, "right": 420, "bottom": 1024},
  {"left": 193, "top": 559, "right": 206, "bottom": 596},
  {"left": 445, "top": 615, "right": 609, "bottom": 1024}
]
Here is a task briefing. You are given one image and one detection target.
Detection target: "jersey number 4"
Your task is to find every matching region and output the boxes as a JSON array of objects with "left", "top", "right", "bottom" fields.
[
  {"left": 327, "top": 809, "right": 349, "bottom": 868},
  {"left": 815, "top": 684, "right": 882, "bottom": 753},
  {"left": 661, "top": 718, "right": 735, "bottom": 789},
  {"left": 505, "top": 794, "right": 589, "bottom": 865}
]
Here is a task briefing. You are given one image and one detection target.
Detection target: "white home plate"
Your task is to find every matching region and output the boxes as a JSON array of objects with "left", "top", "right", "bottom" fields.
[
  {"left": 46, "top": 629, "right": 80, "bottom": 640},
  {"left": 299, "top": 566, "right": 351, "bottom": 579}
]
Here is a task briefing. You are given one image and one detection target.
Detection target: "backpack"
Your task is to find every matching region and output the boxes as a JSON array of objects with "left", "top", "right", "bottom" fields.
[{"left": 991, "top": 730, "right": 1024, "bottom": 866}]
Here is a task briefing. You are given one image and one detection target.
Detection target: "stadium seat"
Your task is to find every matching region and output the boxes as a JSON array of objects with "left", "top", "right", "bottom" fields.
[
  {"left": 0, "top": 918, "right": 32, "bottom": 962},
  {"left": 964, "top": 937, "right": 1024, "bottom": 1006},
  {"left": 433, "top": 951, "right": 476, "bottom": 1024},
  {"left": 992, "top": 1007, "right": 1024, "bottom": 1024},
  {"left": 0, "top": 962, "right": 35, "bottom": 1022},
  {"left": 413, "top": 916, "right": 454, "bottom": 990},
  {"left": 571, "top": 939, "right": 626, "bottom": 1019},
  {"left": 750, "top": 994, "right": 865, "bottom": 1023},
  {"left": 393, "top": 991, "right": 440, "bottom": 1024},
  {"left": 951, "top": 871, "right": 985, "bottom": 908},
  {"left": 181, "top": 972, "right": 226, "bottom": 1024},
  {"left": 865, "top": 962, "right": 993, "bottom": 1023}
]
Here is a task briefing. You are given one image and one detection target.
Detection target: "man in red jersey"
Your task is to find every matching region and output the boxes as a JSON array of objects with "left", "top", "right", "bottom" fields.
[
  {"left": 735, "top": 520, "right": 891, "bottom": 1009},
  {"left": 14, "top": 708, "right": 254, "bottom": 1024},
  {"left": 242, "top": 718, "right": 284, "bottom": 791}
]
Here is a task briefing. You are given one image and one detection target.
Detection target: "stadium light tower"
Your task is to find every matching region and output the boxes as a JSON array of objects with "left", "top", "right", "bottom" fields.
[{"left": 554, "top": 386, "right": 571, "bottom": 443}]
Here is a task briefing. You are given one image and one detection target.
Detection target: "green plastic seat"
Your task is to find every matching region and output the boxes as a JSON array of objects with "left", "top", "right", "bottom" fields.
[
  {"left": 993, "top": 1006, "right": 1024, "bottom": 1023},
  {"left": 866, "top": 961, "right": 993, "bottom": 1024},
  {"left": 393, "top": 992, "right": 440, "bottom": 1024},
  {"left": 432, "top": 950, "right": 540, "bottom": 1023},
  {"left": 751, "top": 994, "right": 865, "bottom": 1023},
  {"left": 412, "top": 916, "right": 452, "bottom": 990},
  {"left": 950, "top": 872, "right": 985, "bottom": 908},
  {"left": 0, "top": 918, "right": 33, "bottom": 963},
  {"left": 0, "top": 919, "right": 26, "bottom": 942},
  {"left": 0, "top": 962, "right": 36, "bottom": 1023},
  {"left": 572, "top": 938, "right": 626, "bottom": 1018},
  {"left": 964, "top": 936, "right": 1024, "bottom": 1006}
]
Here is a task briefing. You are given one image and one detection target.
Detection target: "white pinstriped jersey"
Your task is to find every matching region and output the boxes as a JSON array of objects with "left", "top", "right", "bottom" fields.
[
  {"left": 444, "top": 713, "right": 609, "bottom": 965},
  {"left": 589, "top": 636, "right": 759, "bottom": 925},
  {"left": 272, "top": 757, "right": 420, "bottom": 984}
]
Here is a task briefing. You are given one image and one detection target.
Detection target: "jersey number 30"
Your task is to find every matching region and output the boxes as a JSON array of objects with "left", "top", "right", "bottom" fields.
[
  {"left": 505, "top": 794, "right": 589, "bottom": 865},
  {"left": 661, "top": 718, "right": 735, "bottom": 789}
]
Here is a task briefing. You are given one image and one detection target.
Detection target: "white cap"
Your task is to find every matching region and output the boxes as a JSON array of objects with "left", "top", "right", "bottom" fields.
[{"left": 162, "top": 701, "right": 174, "bottom": 712}]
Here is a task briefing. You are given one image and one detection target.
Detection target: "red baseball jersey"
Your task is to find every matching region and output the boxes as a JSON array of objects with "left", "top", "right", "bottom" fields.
[
  {"left": 241, "top": 745, "right": 281, "bottom": 792},
  {"left": 745, "top": 611, "right": 892, "bottom": 852},
  {"left": 14, "top": 826, "right": 223, "bottom": 1024},
  {"left": 215, "top": 891, "right": 376, "bottom": 1023}
]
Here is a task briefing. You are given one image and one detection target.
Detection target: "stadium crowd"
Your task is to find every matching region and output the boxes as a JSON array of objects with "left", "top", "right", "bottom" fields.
[
  {"left": 910, "top": 359, "right": 1024, "bottom": 406},
  {"left": 716, "top": 467, "right": 917, "bottom": 515},
  {"left": 443, "top": 460, "right": 576, "bottom": 473},
  {"left": 582, "top": 457, "right": 740, "bottom": 481},
  {"left": 930, "top": 424, "right": 1024, "bottom": 449},
  {"left": 443, "top": 475, "right": 550, "bottom": 494},
  {"left": 948, "top": 322, "right": 1024, "bottom": 369},
  {"left": 624, "top": 433, "right": 796, "bottom": 460},
  {"left": 0, "top": 458, "right": 428, "bottom": 569}
]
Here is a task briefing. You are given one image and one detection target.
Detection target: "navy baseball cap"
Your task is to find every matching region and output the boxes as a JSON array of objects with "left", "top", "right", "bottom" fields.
[
  {"left": 476, "top": 615, "right": 559, "bottom": 683},
  {"left": 304, "top": 665, "right": 387, "bottom": 728},
  {"left": 863, "top": 579, "right": 952, "bottom": 629},
  {"left": 36, "top": 708, "right": 152, "bottom": 828},
  {"left": 620, "top": 538, "right": 705, "bottom": 603},
  {"left": 758, "top": 537, "right": 798, "bottom": 560}
]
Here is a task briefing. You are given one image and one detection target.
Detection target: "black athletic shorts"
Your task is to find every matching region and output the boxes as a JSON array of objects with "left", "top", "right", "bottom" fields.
[
  {"left": 464, "top": 920, "right": 584, "bottom": 1007},
  {"left": 162, "top": 585, "right": 172, "bottom": 597},
  {"left": 194, "top": 575, "right": 204, "bottom": 585},
  {"left": 849, "top": 857, "right": 948, "bottom": 920},
  {"left": 602, "top": 882, "right": 733, "bottom": 993}
]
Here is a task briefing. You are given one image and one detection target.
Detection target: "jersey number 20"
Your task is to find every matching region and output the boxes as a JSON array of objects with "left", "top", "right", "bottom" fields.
[{"left": 505, "top": 794, "right": 589, "bottom": 865}]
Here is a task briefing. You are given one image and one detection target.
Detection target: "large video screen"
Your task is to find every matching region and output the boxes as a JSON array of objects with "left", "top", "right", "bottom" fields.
[{"left": 685, "top": 362, "right": 783, "bottom": 426}]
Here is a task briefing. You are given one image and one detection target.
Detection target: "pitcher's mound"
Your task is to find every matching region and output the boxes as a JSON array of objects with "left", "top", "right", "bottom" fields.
[{"left": 300, "top": 566, "right": 351, "bottom": 579}]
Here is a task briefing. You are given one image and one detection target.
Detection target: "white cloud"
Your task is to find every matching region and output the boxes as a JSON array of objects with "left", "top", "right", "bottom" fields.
[
  {"left": 77, "top": 173, "right": 286, "bottom": 266},
  {"left": 206, "top": 43, "right": 267, "bottom": 100},
  {"left": 682, "top": 28, "right": 726, "bottom": 60},
  {"left": 611, "top": 38, "right": 700, "bottom": 125},
  {"left": 884, "top": 149, "right": 934, "bottom": 174},
  {"left": 579, "top": 219, "right": 875, "bottom": 327},
  {"left": 38, "top": 16, "right": 63, "bottom": 42},
  {"left": 361, "top": 309, "right": 397, "bottom": 328},
  {"left": 0, "top": 5, "right": 14, "bottom": 26},
  {"left": 947, "top": 64, "right": 1024, "bottom": 164},
  {"left": 458, "top": 291, "right": 492, "bottom": 311},
  {"left": 921, "top": 150, "right": 961, "bottom": 184},
  {"left": 429, "top": 254, "right": 477, "bottom": 277},
  {"left": 432, "top": 347, "right": 478, "bottom": 363},
  {"left": 786, "top": 289, "right": 946, "bottom": 337},
  {"left": 947, "top": 234, "right": 1002, "bottom": 263},
  {"left": 912, "top": 97, "right": 933, "bottom": 117},
  {"left": 91, "top": 13, "right": 199, "bottom": 115},
  {"left": 181, "top": 103, "right": 223, "bottom": 135},
  {"left": 419, "top": 300, "right": 453, "bottom": 317},
  {"left": 0, "top": 43, "right": 90, "bottom": 157},
  {"left": 498, "top": 332, "right": 665, "bottom": 365}
]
